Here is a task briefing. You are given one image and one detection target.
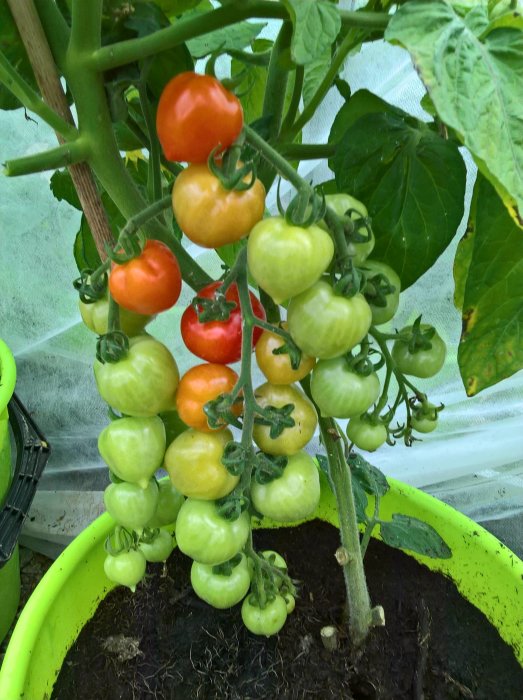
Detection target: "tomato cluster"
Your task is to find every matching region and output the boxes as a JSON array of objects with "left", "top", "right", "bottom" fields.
[{"left": 81, "top": 72, "right": 446, "bottom": 634}]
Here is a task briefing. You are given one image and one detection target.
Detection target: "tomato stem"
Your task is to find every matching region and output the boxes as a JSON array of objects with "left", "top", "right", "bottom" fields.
[{"left": 3, "top": 138, "right": 89, "bottom": 177}]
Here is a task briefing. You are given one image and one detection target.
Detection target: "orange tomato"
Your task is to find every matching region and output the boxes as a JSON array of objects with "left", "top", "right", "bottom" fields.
[{"left": 175, "top": 363, "right": 240, "bottom": 432}]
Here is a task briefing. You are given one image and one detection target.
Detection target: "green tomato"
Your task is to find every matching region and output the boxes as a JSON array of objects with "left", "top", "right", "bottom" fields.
[
  {"left": 392, "top": 326, "right": 446, "bottom": 378},
  {"left": 322, "top": 193, "right": 374, "bottom": 266},
  {"left": 146, "top": 480, "right": 185, "bottom": 527},
  {"left": 362, "top": 260, "right": 401, "bottom": 326},
  {"left": 310, "top": 358, "right": 380, "bottom": 418},
  {"left": 251, "top": 451, "right": 320, "bottom": 522},
  {"left": 283, "top": 593, "right": 295, "bottom": 614},
  {"left": 104, "top": 480, "right": 159, "bottom": 530},
  {"left": 104, "top": 549, "right": 146, "bottom": 592},
  {"left": 241, "top": 595, "right": 288, "bottom": 636},
  {"left": 252, "top": 382, "right": 317, "bottom": 456},
  {"left": 411, "top": 404, "right": 439, "bottom": 433},
  {"left": 79, "top": 297, "right": 153, "bottom": 336},
  {"left": 346, "top": 416, "right": 388, "bottom": 451},
  {"left": 94, "top": 335, "right": 179, "bottom": 417},
  {"left": 191, "top": 553, "right": 251, "bottom": 609},
  {"left": 98, "top": 416, "right": 166, "bottom": 489},
  {"left": 175, "top": 498, "right": 250, "bottom": 565},
  {"left": 288, "top": 281, "right": 372, "bottom": 359},
  {"left": 138, "top": 529, "right": 174, "bottom": 562},
  {"left": 247, "top": 217, "right": 334, "bottom": 304}
]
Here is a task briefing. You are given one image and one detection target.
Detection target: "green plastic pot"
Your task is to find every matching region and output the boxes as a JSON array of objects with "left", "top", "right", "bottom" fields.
[
  {"left": 0, "top": 338, "right": 18, "bottom": 644},
  {"left": 0, "top": 474, "right": 521, "bottom": 700}
]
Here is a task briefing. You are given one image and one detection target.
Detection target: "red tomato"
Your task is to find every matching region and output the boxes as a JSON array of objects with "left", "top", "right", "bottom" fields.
[
  {"left": 156, "top": 72, "right": 243, "bottom": 163},
  {"left": 176, "top": 363, "right": 240, "bottom": 432},
  {"left": 109, "top": 240, "right": 182, "bottom": 315},
  {"left": 181, "top": 282, "right": 265, "bottom": 364}
]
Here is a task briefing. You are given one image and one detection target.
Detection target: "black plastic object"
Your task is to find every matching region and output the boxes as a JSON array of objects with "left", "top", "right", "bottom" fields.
[{"left": 0, "top": 394, "right": 50, "bottom": 568}]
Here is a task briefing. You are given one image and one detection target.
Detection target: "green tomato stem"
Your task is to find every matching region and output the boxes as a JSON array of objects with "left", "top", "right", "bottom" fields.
[
  {"left": 280, "top": 65, "right": 304, "bottom": 134},
  {"left": 0, "top": 51, "right": 77, "bottom": 139},
  {"left": 3, "top": 138, "right": 89, "bottom": 176},
  {"left": 32, "top": 0, "right": 70, "bottom": 70},
  {"left": 262, "top": 21, "right": 292, "bottom": 138},
  {"left": 138, "top": 74, "right": 163, "bottom": 203},
  {"left": 318, "top": 416, "right": 375, "bottom": 647}
]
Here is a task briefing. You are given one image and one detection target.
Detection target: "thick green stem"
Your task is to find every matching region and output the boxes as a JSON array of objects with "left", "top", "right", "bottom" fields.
[
  {"left": 138, "top": 69, "right": 163, "bottom": 202},
  {"left": 92, "top": 1, "right": 389, "bottom": 71},
  {"left": 4, "top": 139, "right": 88, "bottom": 176},
  {"left": 33, "top": 0, "right": 70, "bottom": 69},
  {"left": 280, "top": 65, "right": 304, "bottom": 134},
  {"left": 0, "top": 51, "right": 76, "bottom": 138},
  {"left": 262, "top": 21, "right": 292, "bottom": 137},
  {"left": 318, "top": 417, "right": 374, "bottom": 647}
]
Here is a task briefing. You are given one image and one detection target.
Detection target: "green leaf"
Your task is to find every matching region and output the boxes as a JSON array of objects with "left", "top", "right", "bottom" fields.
[
  {"left": 50, "top": 169, "right": 81, "bottom": 210},
  {"left": 302, "top": 50, "right": 331, "bottom": 107},
  {"left": 231, "top": 39, "right": 273, "bottom": 125},
  {"left": 146, "top": 44, "right": 194, "bottom": 99},
  {"left": 380, "top": 514, "right": 452, "bottom": 559},
  {"left": 453, "top": 182, "right": 478, "bottom": 310},
  {"left": 386, "top": 0, "right": 523, "bottom": 228},
  {"left": 329, "top": 89, "right": 407, "bottom": 146},
  {"left": 187, "top": 18, "right": 266, "bottom": 58},
  {"left": 74, "top": 216, "right": 102, "bottom": 272},
  {"left": 351, "top": 473, "right": 369, "bottom": 525},
  {"left": 348, "top": 453, "right": 389, "bottom": 498},
  {"left": 282, "top": 0, "right": 341, "bottom": 65},
  {"left": 0, "top": 0, "right": 38, "bottom": 110},
  {"left": 457, "top": 175, "right": 523, "bottom": 395},
  {"left": 216, "top": 239, "right": 247, "bottom": 271},
  {"left": 331, "top": 109, "right": 466, "bottom": 289}
]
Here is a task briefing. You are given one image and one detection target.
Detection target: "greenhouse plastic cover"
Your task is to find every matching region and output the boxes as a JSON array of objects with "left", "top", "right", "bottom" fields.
[{"left": 0, "top": 31, "right": 522, "bottom": 558}]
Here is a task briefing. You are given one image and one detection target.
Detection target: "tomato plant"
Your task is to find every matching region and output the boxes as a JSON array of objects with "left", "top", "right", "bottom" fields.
[
  {"left": 6, "top": 0, "right": 518, "bottom": 651},
  {"left": 109, "top": 240, "right": 182, "bottom": 315},
  {"left": 156, "top": 72, "right": 243, "bottom": 163},
  {"left": 176, "top": 363, "right": 240, "bottom": 432},
  {"left": 191, "top": 553, "right": 251, "bottom": 609},
  {"left": 172, "top": 163, "right": 265, "bottom": 248},
  {"left": 181, "top": 282, "right": 265, "bottom": 364},
  {"left": 164, "top": 428, "right": 240, "bottom": 500}
]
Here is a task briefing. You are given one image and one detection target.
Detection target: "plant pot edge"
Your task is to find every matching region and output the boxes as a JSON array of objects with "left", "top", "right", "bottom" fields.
[{"left": 0, "top": 475, "right": 521, "bottom": 700}]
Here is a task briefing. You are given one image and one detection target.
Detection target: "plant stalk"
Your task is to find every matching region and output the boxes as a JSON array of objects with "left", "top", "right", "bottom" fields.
[{"left": 4, "top": 140, "right": 89, "bottom": 176}]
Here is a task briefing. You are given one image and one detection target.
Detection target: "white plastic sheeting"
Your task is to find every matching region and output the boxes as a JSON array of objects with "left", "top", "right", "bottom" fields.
[{"left": 0, "top": 35, "right": 522, "bottom": 558}]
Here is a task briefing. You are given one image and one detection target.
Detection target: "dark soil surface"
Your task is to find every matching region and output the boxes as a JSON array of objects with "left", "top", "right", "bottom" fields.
[{"left": 52, "top": 520, "right": 523, "bottom": 699}]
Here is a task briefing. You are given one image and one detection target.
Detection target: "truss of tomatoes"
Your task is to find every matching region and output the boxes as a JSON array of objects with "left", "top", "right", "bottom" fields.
[{"left": 89, "top": 72, "right": 446, "bottom": 636}]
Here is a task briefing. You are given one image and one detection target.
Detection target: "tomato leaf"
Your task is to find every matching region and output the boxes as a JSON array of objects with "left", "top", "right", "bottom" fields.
[
  {"left": 302, "top": 49, "right": 331, "bottom": 107},
  {"left": 50, "top": 169, "right": 82, "bottom": 210},
  {"left": 0, "top": 0, "right": 38, "bottom": 110},
  {"left": 457, "top": 175, "right": 523, "bottom": 395},
  {"left": 331, "top": 107, "right": 466, "bottom": 289},
  {"left": 380, "top": 514, "right": 452, "bottom": 559},
  {"left": 231, "top": 39, "right": 273, "bottom": 126},
  {"left": 386, "top": 0, "right": 523, "bottom": 224},
  {"left": 187, "top": 18, "right": 266, "bottom": 58},
  {"left": 348, "top": 453, "right": 389, "bottom": 498},
  {"left": 282, "top": 0, "right": 341, "bottom": 65},
  {"left": 453, "top": 182, "right": 478, "bottom": 311},
  {"left": 351, "top": 474, "right": 369, "bottom": 525}
]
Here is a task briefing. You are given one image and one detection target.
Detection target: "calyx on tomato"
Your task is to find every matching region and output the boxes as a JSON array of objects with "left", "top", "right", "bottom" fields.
[
  {"left": 191, "top": 553, "right": 251, "bottom": 609},
  {"left": 310, "top": 357, "right": 380, "bottom": 418},
  {"left": 181, "top": 282, "right": 265, "bottom": 364},
  {"left": 346, "top": 414, "right": 388, "bottom": 452},
  {"left": 391, "top": 322, "right": 446, "bottom": 378},
  {"left": 176, "top": 363, "right": 240, "bottom": 432},
  {"left": 362, "top": 260, "right": 401, "bottom": 326},
  {"left": 255, "top": 323, "right": 316, "bottom": 385},
  {"left": 172, "top": 163, "right": 265, "bottom": 249},
  {"left": 321, "top": 193, "right": 375, "bottom": 266},
  {"left": 247, "top": 217, "right": 334, "bottom": 304}
]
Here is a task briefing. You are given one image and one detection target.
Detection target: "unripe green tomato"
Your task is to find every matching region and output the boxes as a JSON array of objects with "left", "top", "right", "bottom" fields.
[
  {"left": 147, "top": 480, "right": 185, "bottom": 528},
  {"left": 175, "top": 498, "right": 250, "bottom": 565},
  {"left": 321, "top": 193, "right": 374, "bottom": 266},
  {"left": 94, "top": 335, "right": 179, "bottom": 417},
  {"left": 191, "top": 553, "right": 251, "bottom": 609},
  {"left": 283, "top": 593, "right": 295, "bottom": 614},
  {"left": 104, "top": 480, "right": 159, "bottom": 530},
  {"left": 98, "top": 416, "right": 166, "bottom": 489},
  {"left": 392, "top": 326, "right": 446, "bottom": 378},
  {"left": 310, "top": 358, "right": 380, "bottom": 418},
  {"left": 241, "top": 595, "right": 288, "bottom": 636},
  {"left": 104, "top": 549, "right": 146, "bottom": 592},
  {"left": 362, "top": 260, "right": 401, "bottom": 326},
  {"left": 346, "top": 417, "right": 388, "bottom": 451},
  {"left": 251, "top": 451, "right": 320, "bottom": 522},
  {"left": 288, "top": 281, "right": 372, "bottom": 360},
  {"left": 138, "top": 529, "right": 174, "bottom": 562},
  {"left": 247, "top": 217, "right": 334, "bottom": 304},
  {"left": 411, "top": 412, "right": 438, "bottom": 433},
  {"left": 252, "top": 383, "right": 317, "bottom": 456},
  {"left": 79, "top": 297, "right": 153, "bottom": 336}
]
